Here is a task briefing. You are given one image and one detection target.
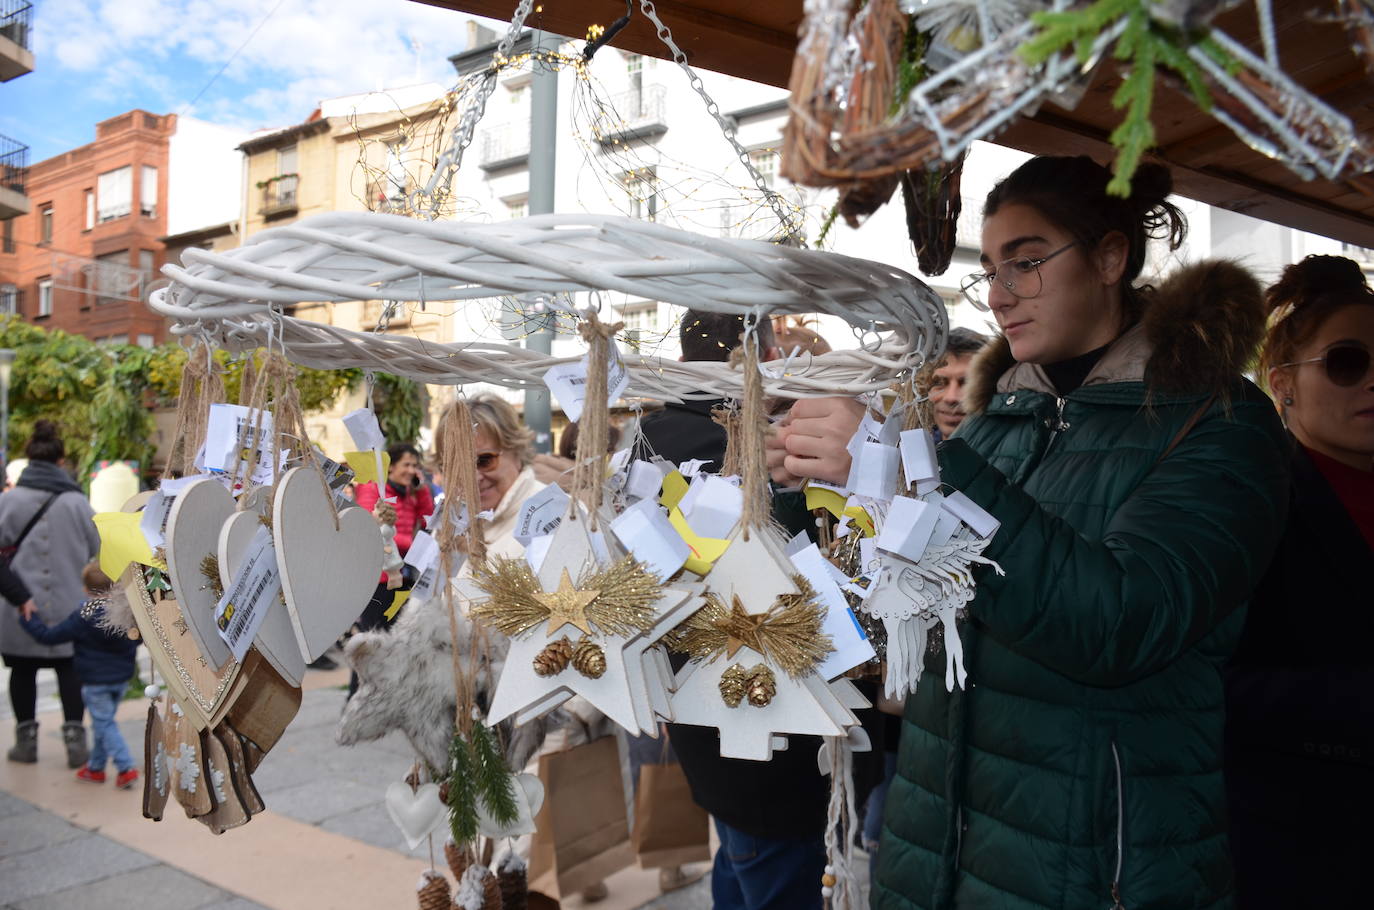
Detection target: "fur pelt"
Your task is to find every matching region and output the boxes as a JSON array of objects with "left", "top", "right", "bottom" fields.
[
  {"left": 965, "top": 259, "right": 1265, "bottom": 414},
  {"left": 336, "top": 595, "right": 557, "bottom": 774}
]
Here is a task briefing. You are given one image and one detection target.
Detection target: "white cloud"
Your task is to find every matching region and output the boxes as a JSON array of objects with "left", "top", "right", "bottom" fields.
[{"left": 35, "top": 0, "right": 477, "bottom": 129}]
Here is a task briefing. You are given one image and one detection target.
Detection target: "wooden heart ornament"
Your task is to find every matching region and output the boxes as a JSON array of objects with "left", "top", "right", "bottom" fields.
[
  {"left": 219, "top": 509, "right": 306, "bottom": 686},
  {"left": 273, "top": 467, "right": 382, "bottom": 662},
  {"left": 123, "top": 494, "right": 244, "bottom": 733},
  {"left": 164, "top": 478, "right": 235, "bottom": 670}
]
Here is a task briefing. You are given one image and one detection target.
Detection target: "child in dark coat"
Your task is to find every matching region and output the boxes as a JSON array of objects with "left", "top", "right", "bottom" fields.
[{"left": 17, "top": 562, "right": 139, "bottom": 788}]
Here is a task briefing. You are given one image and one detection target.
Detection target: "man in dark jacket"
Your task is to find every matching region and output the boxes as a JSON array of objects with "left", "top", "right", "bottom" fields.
[
  {"left": 18, "top": 562, "right": 140, "bottom": 788},
  {"left": 643, "top": 310, "right": 877, "bottom": 910}
]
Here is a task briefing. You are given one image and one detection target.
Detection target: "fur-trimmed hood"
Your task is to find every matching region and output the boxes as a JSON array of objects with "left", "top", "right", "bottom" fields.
[{"left": 965, "top": 260, "right": 1265, "bottom": 414}]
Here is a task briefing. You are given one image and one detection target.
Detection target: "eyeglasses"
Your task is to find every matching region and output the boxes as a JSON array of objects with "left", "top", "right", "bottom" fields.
[
  {"left": 1276, "top": 344, "right": 1372, "bottom": 387},
  {"left": 475, "top": 451, "right": 502, "bottom": 470},
  {"left": 959, "top": 241, "right": 1078, "bottom": 307}
]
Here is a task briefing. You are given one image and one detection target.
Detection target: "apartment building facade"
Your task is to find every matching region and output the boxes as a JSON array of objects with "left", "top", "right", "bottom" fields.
[{"left": 0, "top": 109, "right": 175, "bottom": 346}]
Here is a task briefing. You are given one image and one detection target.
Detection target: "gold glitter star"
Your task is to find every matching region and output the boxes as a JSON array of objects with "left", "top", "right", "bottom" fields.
[
  {"left": 535, "top": 569, "right": 598, "bottom": 637},
  {"left": 724, "top": 595, "right": 768, "bottom": 659},
  {"left": 196, "top": 656, "right": 207, "bottom": 667},
  {"left": 173, "top": 618, "right": 189, "bottom": 636}
]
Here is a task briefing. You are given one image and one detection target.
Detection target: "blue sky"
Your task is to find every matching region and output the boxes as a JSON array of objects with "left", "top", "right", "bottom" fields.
[{"left": 2, "top": 0, "right": 496, "bottom": 163}]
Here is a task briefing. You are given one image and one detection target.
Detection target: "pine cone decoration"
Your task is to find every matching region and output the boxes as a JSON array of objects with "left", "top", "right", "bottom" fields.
[
  {"left": 746, "top": 664, "right": 777, "bottom": 707},
  {"left": 532, "top": 636, "right": 573, "bottom": 677},
  {"left": 453, "top": 864, "right": 501, "bottom": 910},
  {"left": 496, "top": 850, "right": 527, "bottom": 910},
  {"left": 445, "top": 836, "right": 472, "bottom": 884},
  {"left": 482, "top": 866, "right": 503, "bottom": 910},
  {"left": 718, "top": 664, "right": 748, "bottom": 707},
  {"left": 571, "top": 639, "right": 607, "bottom": 679},
  {"left": 418, "top": 870, "right": 450, "bottom": 910},
  {"left": 439, "top": 780, "right": 450, "bottom": 803}
]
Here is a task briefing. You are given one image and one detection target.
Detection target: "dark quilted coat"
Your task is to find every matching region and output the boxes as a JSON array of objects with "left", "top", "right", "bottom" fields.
[{"left": 872, "top": 262, "right": 1291, "bottom": 910}]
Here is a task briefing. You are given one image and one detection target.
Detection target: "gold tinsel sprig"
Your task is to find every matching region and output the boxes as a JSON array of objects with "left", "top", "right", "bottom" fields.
[
  {"left": 666, "top": 575, "right": 833, "bottom": 678},
  {"left": 471, "top": 556, "right": 663, "bottom": 638},
  {"left": 200, "top": 554, "right": 224, "bottom": 601}
]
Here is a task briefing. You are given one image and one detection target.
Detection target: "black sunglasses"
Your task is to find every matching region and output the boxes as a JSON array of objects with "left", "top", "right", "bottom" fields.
[
  {"left": 475, "top": 451, "right": 502, "bottom": 470},
  {"left": 1277, "top": 343, "right": 1372, "bottom": 388}
]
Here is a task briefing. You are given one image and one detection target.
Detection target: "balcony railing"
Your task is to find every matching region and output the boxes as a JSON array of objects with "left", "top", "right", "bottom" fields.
[
  {"left": 0, "top": 2, "right": 31, "bottom": 52},
  {"left": 0, "top": 133, "right": 27, "bottom": 195},
  {"left": 595, "top": 84, "right": 668, "bottom": 146},
  {"left": 259, "top": 173, "right": 298, "bottom": 217},
  {"left": 480, "top": 120, "right": 531, "bottom": 171}
]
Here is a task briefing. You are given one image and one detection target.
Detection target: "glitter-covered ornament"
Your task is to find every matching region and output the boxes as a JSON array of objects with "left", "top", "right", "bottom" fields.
[
  {"left": 746, "top": 665, "right": 777, "bottom": 708},
  {"left": 532, "top": 637, "right": 573, "bottom": 677},
  {"left": 572, "top": 638, "right": 607, "bottom": 679},
  {"left": 719, "top": 664, "right": 748, "bottom": 707}
]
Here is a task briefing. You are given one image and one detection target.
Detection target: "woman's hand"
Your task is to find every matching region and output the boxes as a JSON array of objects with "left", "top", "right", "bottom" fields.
[
  {"left": 772, "top": 397, "right": 867, "bottom": 487},
  {"left": 18, "top": 599, "right": 36, "bottom": 621}
]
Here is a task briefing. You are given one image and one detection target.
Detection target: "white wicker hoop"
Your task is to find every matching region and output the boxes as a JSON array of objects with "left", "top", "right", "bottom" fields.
[{"left": 150, "top": 213, "right": 948, "bottom": 400}]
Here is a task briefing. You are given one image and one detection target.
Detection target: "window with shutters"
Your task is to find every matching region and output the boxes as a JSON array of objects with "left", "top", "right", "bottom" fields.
[
  {"left": 141, "top": 166, "right": 158, "bottom": 217},
  {"left": 97, "top": 166, "right": 132, "bottom": 222}
]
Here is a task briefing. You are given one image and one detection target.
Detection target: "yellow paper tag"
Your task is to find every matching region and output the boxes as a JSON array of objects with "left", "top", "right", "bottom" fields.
[
  {"left": 93, "top": 512, "right": 162, "bottom": 582},
  {"left": 345, "top": 451, "right": 391, "bottom": 486},
  {"left": 804, "top": 483, "right": 848, "bottom": 519},
  {"left": 384, "top": 589, "right": 411, "bottom": 621},
  {"left": 843, "top": 504, "right": 876, "bottom": 538},
  {"left": 660, "top": 470, "right": 689, "bottom": 510},
  {"left": 667, "top": 506, "right": 731, "bottom": 575}
]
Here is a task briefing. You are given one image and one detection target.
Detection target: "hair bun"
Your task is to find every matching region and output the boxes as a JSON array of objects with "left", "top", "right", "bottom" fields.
[
  {"left": 1128, "top": 162, "right": 1174, "bottom": 210},
  {"left": 30, "top": 420, "right": 59, "bottom": 441},
  {"left": 1266, "top": 254, "right": 1370, "bottom": 315}
]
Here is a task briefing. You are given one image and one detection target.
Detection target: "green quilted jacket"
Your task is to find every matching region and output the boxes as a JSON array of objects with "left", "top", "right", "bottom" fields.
[{"left": 872, "top": 262, "right": 1290, "bottom": 910}]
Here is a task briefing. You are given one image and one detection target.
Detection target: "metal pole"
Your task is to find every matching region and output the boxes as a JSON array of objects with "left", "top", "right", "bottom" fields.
[
  {"left": 523, "top": 29, "right": 559, "bottom": 453},
  {"left": 0, "top": 349, "right": 13, "bottom": 475}
]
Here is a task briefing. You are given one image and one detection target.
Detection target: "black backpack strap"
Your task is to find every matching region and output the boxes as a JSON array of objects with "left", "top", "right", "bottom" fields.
[{"left": 6, "top": 493, "right": 60, "bottom": 553}]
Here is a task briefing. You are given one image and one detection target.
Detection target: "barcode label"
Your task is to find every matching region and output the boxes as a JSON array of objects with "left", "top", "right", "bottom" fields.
[{"left": 214, "top": 525, "right": 282, "bottom": 661}]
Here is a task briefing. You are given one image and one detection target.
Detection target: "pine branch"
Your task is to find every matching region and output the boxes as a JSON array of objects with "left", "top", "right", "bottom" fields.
[
  {"left": 470, "top": 721, "right": 519, "bottom": 827},
  {"left": 446, "top": 733, "right": 480, "bottom": 845},
  {"left": 1020, "top": 0, "right": 1135, "bottom": 66},
  {"left": 1107, "top": 6, "right": 1157, "bottom": 196}
]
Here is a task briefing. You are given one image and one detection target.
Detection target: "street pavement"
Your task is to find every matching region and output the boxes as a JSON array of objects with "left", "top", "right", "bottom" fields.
[{"left": 0, "top": 659, "right": 714, "bottom": 910}]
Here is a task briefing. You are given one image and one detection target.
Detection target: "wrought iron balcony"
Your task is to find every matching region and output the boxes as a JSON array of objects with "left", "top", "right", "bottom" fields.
[
  {"left": 480, "top": 120, "right": 531, "bottom": 171},
  {"left": 0, "top": 133, "right": 28, "bottom": 220},
  {"left": 259, "top": 173, "right": 298, "bottom": 218},
  {"left": 0, "top": 2, "right": 33, "bottom": 82},
  {"left": 594, "top": 84, "right": 668, "bottom": 146}
]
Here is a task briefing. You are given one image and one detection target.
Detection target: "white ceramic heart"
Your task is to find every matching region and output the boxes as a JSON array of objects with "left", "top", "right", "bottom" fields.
[
  {"left": 476, "top": 772, "right": 545, "bottom": 839},
  {"left": 273, "top": 467, "right": 383, "bottom": 662},
  {"left": 384, "top": 781, "right": 448, "bottom": 851},
  {"left": 218, "top": 510, "right": 305, "bottom": 686},
  {"left": 164, "top": 479, "right": 235, "bottom": 669}
]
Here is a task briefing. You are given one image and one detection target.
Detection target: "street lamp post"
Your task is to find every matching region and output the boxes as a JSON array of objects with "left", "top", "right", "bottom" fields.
[{"left": 0, "top": 349, "right": 14, "bottom": 472}]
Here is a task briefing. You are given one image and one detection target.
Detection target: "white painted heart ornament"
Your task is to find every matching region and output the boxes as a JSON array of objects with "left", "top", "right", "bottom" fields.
[
  {"left": 163, "top": 479, "right": 235, "bottom": 670},
  {"left": 218, "top": 509, "right": 305, "bottom": 686},
  {"left": 384, "top": 781, "right": 448, "bottom": 850},
  {"left": 273, "top": 467, "right": 383, "bottom": 662},
  {"left": 476, "top": 772, "right": 545, "bottom": 839}
]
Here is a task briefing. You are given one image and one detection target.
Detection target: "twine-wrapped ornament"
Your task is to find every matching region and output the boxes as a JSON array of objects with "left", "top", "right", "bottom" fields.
[
  {"left": 532, "top": 637, "right": 573, "bottom": 677},
  {"left": 746, "top": 665, "right": 777, "bottom": 707},
  {"left": 418, "top": 870, "right": 450, "bottom": 910},
  {"left": 496, "top": 849, "right": 528, "bottom": 910},
  {"left": 571, "top": 639, "right": 607, "bottom": 679}
]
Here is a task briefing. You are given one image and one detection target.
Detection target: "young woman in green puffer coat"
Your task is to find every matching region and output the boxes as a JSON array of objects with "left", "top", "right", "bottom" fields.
[{"left": 767, "top": 156, "right": 1290, "bottom": 909}]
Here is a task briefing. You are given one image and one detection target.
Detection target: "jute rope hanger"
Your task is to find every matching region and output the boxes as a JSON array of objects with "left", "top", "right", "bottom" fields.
[{"left": 149, "top": 213, "right": 949, "bottom": 401}]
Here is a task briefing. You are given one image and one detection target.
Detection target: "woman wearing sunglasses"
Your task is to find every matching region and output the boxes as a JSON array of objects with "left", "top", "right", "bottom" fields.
[
  {"left": 770, "top": 156, "right": 1290, "bottom": 910},
  {"left": 1225, "top": 255, "right": 1373, "bottom": 908},
  {"left": 447, "top": 393, "right": 546, "bottom": 565}
]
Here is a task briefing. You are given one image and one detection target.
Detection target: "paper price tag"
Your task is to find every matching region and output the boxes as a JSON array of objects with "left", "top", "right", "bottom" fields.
[
  {"left": 542, "top": 351, "right": 630, "bottom": 423},
  {"left": 876, "top": 495, "right": 940, "bottom": 562},
  {"left": 203, "top": 404, "right": 273, "bottom": 473},
  {"left": 625, "top": 460, "right": 664, "bottom": 502},
  {"left": 140, "top": 474, "right": 213, "bottom": 550},
  {"left": 514, "top": 485, "right": 569, "bottom": 546},
  {"left": 682, "top": 474, "right": 743, "bottom": 540},
  {"left": 942, "top": 491, "right": 1000, "bottom": 539},
  {"left": 214, "top": 526, "right": 282, "bottom": 662},
  {"left": 849, "top": 441, "right": 900, "bottom": 501},
  {"left": 846, "top": 410, "right": 886, "bottom": 459},
  {"left": 342, "top": 408, "right": 386, "bottom": 452},
  {"left": 609, "top": 499, "right": 689, "bottom": 583},
  {"left": 899, "top": 429, "right": 940, "bottom": 487},
  {"left": 790, "top": 543, "right": 876, "bottom": 679},
  {"left": 315, "top": 452, "right": 356, "bottom": 511},
  {"left": 404, "top": 530, "right": 439, "bottom": 576}
]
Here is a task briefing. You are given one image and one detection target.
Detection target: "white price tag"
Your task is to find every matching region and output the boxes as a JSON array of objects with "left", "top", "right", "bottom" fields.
[
  {"left": 845, "top": 411, "right": 886, "bottom": 460},
  {"left": 876, "top": 495, "right": 940, "bottom": 562},
  {"left": 683, "top": 474, "right": 743, "bottom": 540},
  {"left": 625, "top": 460, "right": 664, "bottom": 502},
  {"left": 514, "top": 485, "right": 569, "bottom": 546},
  {"left": 342, "top": 408, "right": 386, "bottom": 452},
  {"left": 942, "top": 491, "right": 1000, "bottom": 539},
  {"left": 214, "top": 526, "right": 282, "bottom": 662},
  {"left": 542, "top": 351, "right": 630, "bottom": 423},
  {"left": 899, "top": 429, "right": 940, "bottom": 487},
  {"left": 609, "top": 499, "right": 689, "bottom": 583},
  {"left": 790, "top": 543, "right": 876, "bottom": 679},
  {"left": 849, "top": 441, "right": 900, "bottom": 501},
  {"left": 203, "top": 404, "right": 273, "bottom": 473}
]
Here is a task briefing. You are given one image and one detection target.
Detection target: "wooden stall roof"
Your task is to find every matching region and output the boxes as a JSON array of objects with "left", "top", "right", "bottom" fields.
[{"left": 416, "top": 1, "right": 1374, "bottom": 248}]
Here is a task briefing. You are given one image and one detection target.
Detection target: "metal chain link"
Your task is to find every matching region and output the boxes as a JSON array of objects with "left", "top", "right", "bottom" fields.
[
  {"left": 637, "top": 0, "right": 803, "bottom": 240},
  {"left": 410, "top": 0, "right": 537, "bottom": 219}
]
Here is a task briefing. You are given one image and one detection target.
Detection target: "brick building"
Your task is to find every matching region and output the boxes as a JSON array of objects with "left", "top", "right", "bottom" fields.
[{"left": 0, "top": 109, "right": 175, "bottom": 346}]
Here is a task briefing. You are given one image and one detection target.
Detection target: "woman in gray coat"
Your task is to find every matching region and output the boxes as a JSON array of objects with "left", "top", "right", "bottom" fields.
[{"left": 1, "top": 421, "right": 100, "bottom": 767}]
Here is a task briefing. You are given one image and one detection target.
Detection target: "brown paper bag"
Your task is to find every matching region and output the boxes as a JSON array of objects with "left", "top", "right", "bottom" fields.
[
  {"left": 527, "top": 736, "right": 635, "bottom": 899},
  {"left": 632, "top": 760, "right": 710, "bottom": 869}
]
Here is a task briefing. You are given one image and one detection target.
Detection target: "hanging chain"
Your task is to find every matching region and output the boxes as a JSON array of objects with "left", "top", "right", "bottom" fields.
[
  {"left": 410, "top": 0, "right": 537, "bottom": 219},
  {"left": 636, "top": 0, "right": 803, "bottom": 241}
]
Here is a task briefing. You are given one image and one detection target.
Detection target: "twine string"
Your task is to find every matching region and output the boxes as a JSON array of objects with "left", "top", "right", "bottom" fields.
[
  {"left": 572, "top": 312, "right": 624, "bottom": 531},
  {"left": 739, "top": 322, "right": 770, "bottom": 538}
]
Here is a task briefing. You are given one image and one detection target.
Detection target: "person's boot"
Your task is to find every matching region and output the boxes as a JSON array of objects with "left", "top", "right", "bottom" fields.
[
  {"left": 6, "top": 720, "right": 38, "bottom": 763},
  {"left": 61, "top": 722, "right": 88, "bottom": 770}
]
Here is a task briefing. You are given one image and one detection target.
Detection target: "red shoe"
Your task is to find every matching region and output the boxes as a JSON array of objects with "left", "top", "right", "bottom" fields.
[
  {"left": 75, "top": 765, "right": 106, "bottom": 783},
  {"left": 115, "top": 768, "right": 139, "bottom": 790}
]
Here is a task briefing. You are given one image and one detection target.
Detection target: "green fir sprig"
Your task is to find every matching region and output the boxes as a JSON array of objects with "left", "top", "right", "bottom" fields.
[
  {"left": 445, "top": 720, "right": 519, "bottom": 847},
  {"left": 1017, "top": 0, "right": 1237, "bottom": 196},
  {"left": 470, "top": 720, "right": 519, "bottom": 828},
  {"left": 446, "top": 731, "right": 480, "bottom": 845}
]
